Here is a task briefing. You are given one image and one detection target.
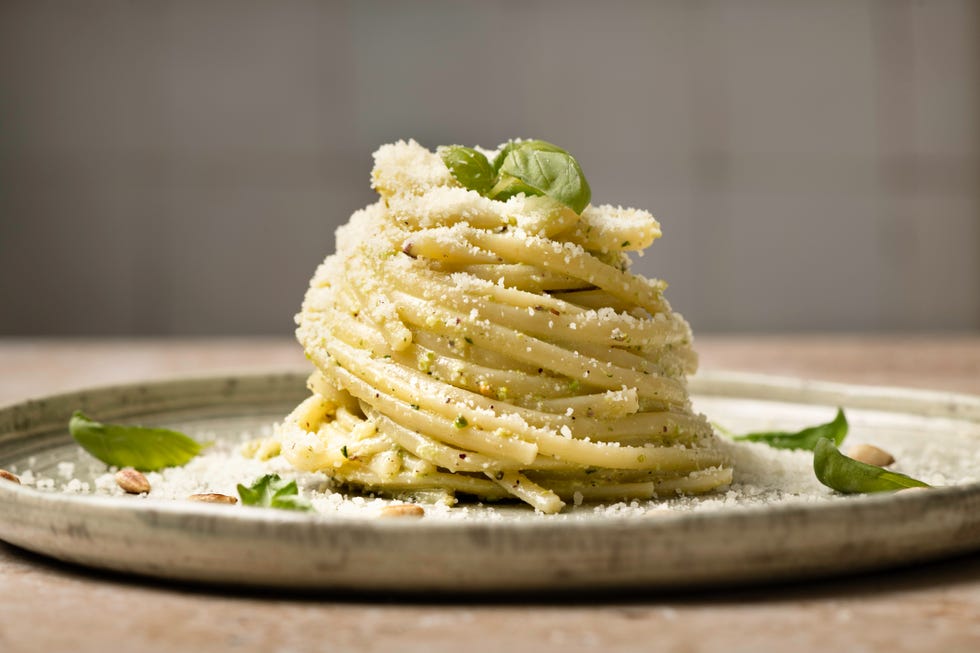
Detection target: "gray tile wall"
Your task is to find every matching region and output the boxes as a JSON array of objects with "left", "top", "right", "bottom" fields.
[{"left": 1, "top": 0, "right": 977, "bottom": 335}]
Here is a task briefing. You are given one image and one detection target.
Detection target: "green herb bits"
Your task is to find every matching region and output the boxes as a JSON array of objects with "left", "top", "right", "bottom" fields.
[{"left": 237, "top": 473, "right": 314, "bottom": 512}]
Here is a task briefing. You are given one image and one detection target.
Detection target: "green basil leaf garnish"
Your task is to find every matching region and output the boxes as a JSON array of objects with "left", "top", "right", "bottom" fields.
[
  {"left": 495, "top": 140, "right": 592, "bottom": 213},
  {"left": 237, "top": 473, "right": 314, "bottom": 512},
  {"left": 733, "top": 408, "right": 848, "bottom": 451},
  {"left": 439, "top": 145, "right": 496, "bottom": 195},
  {"left": 441, "top": 139, "right": 591, "bottom": 214},
  {"left": 69, "top": 411, "right": 203, "bottom": 471},
  {"left": 487, "top": 172, "right": 540, "bottom": 202},
  {"left": 491, "top": 140, "right": 521, "bottom": 172},
  {"left": 814, "top": 437, "right": 930, "bottom": 493}
]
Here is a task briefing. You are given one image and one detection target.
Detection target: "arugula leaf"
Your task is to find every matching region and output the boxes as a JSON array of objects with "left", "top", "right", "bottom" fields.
[
  {"left": 495, "top": 140, "right": 592, "bottom": 213},
  {"left": 236, "top": 473, "right": 314, "bottom": 512},
  {"left": 732, "top": 408, "right": 848, "bottom": 451},
  {"left": 814, "top": 437, "right": 930, "bottom": 493},
  {"left": 69, "top": 411, "right": 203, "bottom": 471},
  {"left": 439, "top": 145, "right": 496, "bottom": 195}
]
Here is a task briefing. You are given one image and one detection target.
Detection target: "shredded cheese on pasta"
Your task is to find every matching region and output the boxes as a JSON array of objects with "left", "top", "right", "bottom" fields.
[{"left": 272, "top": 140, "right": 732, "bottom": 513}]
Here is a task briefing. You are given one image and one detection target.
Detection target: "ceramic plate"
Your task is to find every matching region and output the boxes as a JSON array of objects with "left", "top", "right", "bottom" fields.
[{"left": 1, "top": 371, "right": 978, "bottom": 591}]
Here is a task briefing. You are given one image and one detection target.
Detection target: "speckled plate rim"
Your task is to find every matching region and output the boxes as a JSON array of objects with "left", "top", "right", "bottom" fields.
[{"left": 1, "top": 370, "right": 979, "bottom": 592}]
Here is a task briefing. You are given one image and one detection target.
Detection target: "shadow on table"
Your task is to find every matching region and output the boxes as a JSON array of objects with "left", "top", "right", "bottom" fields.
[{"left": 3, "top": 538, "right": 979, "bottom": 606}]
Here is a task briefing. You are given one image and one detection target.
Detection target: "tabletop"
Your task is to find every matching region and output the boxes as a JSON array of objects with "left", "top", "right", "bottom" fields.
[{"left": 1, "top": 335, "right": 979, "bottom": 652}]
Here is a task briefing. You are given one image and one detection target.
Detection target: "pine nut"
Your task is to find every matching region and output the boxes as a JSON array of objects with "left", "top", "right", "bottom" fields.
[
  {"left": 188, "top": 493, "right": 238, "bottom": 504},
  {"left": 0, "top": 469, "right": 20, "bottom": 484},
  {"left": 379, "top": 503, "right": 425, "bottom": 518},
  {"left": 847, "top": 443, "right": 895, "bottom": 467},
  {"left": 115, "top": 468, "right": 151, "bottom": 494}
]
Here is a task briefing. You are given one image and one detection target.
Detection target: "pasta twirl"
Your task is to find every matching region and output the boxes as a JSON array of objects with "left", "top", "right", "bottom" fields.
[{"left": 273, "top": 140, "right": 732, "bottom": 513}]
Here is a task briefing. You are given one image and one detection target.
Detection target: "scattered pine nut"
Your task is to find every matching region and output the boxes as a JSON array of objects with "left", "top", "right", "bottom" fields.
[
  {"left": 896, "top": 486, "right": 932, "bottom": 495},
  {"left": 115, "top": 468, "right": 151, "bottom": 494},
  {"left": 847, "top": 443, "right": 895, "bottom": 467},
  {"left": 379, "top": 503, "right": 425, "bottom": 518},
  {"left": 0, "top": 469, "right": 21, "bottom": 484},
  {"left": 188, "top": 493, "right": 238, "bottom": 504}
]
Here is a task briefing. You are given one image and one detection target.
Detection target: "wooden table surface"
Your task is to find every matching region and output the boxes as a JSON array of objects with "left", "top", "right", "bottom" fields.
[{"left": 1, "top": 335, "right": 979, "bottom": 652}]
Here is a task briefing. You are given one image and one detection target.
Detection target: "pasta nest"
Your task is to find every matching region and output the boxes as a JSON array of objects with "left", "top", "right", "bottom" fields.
[{"left": 274, "top": 140, "right": 732, "bottom": 513}]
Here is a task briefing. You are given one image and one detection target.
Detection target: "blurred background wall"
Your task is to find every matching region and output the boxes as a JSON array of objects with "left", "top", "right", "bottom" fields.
[{"left": 1, "top": 0, "right": 977, "bottom": 336}]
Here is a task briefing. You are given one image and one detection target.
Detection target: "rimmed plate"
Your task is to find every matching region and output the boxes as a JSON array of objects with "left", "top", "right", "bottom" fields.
[{"left": 1, "top": 371, "right": 978, "bottom": 591}]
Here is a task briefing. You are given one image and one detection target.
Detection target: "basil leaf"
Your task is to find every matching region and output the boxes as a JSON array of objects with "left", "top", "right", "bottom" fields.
[
  {"left": 439, "top": 145, "right": 496, "bottom": 195},
  {"left": 237, "top": 473, "right": 314, "bottom": 512},
  {"left": 814, "top": 437, "right": 930, "bottom": 493},
  {"left": 495, "top": 140, "right": 591, "bottom": 213},
  {"left": 733, "top": 408, "right": 848, "bottom": 451},
  {"left": 487, "top": 172, "right": 541, "bottom": 202},
  {"left": 69, "top": 411, "right": 203, "bottom": 471},
  {"left": 491, "top": 140, "right": 521, "bottom": 172}
]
